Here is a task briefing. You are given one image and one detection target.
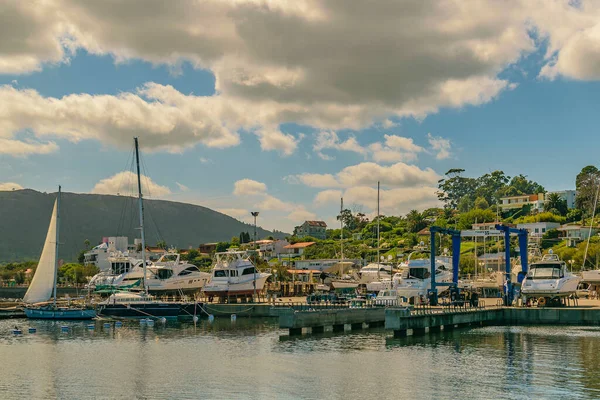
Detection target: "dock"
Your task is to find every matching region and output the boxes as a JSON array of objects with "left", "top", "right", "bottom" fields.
[{"left": 279, "top": 307, "right": 386, "bottom": 335}]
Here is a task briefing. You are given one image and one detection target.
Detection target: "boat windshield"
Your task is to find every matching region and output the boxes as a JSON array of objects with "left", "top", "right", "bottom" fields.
[
  {"left": 159, "top": 254, "right": 178, "bottom": 263},
  {"left": 155, "top": 269, "right": 173, "bottom": 280},
  {"left": 408, "top": 267, "right": 430, "bottom": 280},
  {"left": 529, "top": 264, "right": 563, "bottom": 279}
]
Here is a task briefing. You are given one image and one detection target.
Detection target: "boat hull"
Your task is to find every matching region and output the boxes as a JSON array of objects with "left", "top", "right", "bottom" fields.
[
  {"left": 521, "top": 277, "right": 580, "bottom": 298},
  {"left": 98, "top": 303, "right": 181, "bottom": 319},
  {"left": 203, "top": 275, "right": 270, "bottom": 297},
  {"left": 25, "top": 307, "right": 96, "bottom": 320}
]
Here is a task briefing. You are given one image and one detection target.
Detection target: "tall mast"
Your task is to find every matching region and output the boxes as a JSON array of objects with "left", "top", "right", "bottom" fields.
[
  {"left": 340, "top": 197, "right": 344, "bottom": 277},
  {"left": 53, "top": 186, "right": 61, "bottom": 307},
  {"left": 377, "top": 181, "right": 380, "bottom": 280},
  {"left": 134, "top": 137, "right": 148, "bottom": 295}
]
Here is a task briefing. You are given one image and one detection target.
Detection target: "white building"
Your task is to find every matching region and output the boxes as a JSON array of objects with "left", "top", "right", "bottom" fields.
[
  {"left": 516, "top": 222, "right": 561, "bottom": 238},
  {"left": 557, "top": 224, "right": 600, "bottom": 247},
  {"left": 499, "top": 190, "right": 577, "bottom": 212},
  {"left": 294, "top": 259, "right": 361, "bottom": 272}
]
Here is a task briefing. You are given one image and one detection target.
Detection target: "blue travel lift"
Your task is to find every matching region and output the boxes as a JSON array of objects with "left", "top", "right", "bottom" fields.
[
  {"left": 495, "top": 224, "right": 529, "bottom": 306},
  {"left": 428, "top": 226, "right": 462, "bottom": 306}
]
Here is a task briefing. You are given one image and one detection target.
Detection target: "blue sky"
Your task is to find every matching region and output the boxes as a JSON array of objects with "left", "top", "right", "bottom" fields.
[{"left": 1, "top": 1, "right": 600, "bottom": 232}]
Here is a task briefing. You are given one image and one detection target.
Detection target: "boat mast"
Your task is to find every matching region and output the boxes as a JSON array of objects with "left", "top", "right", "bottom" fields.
[
  {"left": 53, "top": 186, "right": 61, "bottom": 307},
  {"left": 377, "top": 181, "right": 380, "bottom": 280},
  {"left": 340, "top": 197, "right": 344, "bottom": 277},
  {"left": 134, "top": 137, "right": 148, "bottom": 295}
]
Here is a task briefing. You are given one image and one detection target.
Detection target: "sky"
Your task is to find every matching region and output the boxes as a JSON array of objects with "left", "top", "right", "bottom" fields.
[{"left": 1, "top": 0, "right": 600, "bottom": 233}]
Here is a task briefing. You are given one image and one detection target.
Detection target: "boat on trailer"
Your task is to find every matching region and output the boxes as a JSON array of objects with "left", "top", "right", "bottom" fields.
[{"left": 521, "top": 252, "right": 580, "bottom": 304}]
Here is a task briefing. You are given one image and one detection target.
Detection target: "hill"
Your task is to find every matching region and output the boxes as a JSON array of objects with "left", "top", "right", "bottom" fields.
[{"left": 0, "top": 189, "right": 286, "bottom": 262}]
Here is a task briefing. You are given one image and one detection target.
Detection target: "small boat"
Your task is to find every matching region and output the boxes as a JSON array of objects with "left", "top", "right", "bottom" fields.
[
  {"left": 88, "top": 253, "right": 146, "bottom": 291},
  {"left": 23, "top": 187, "right": 96, "bottom": 320},
  {"left": 97, "top": 292, "right": 180, "bottom": 319},
  {"left": 374, "top": 288, "right": 404, "bottom": 306},
  {"left": 358, "top": 263, "right": 393, "bottom": 285},
  {"left": 203, "top": 250, "right": 271, "bottom": 299},
  {"left": 521, "top": 252, "right": 580, "bottom": 301}
]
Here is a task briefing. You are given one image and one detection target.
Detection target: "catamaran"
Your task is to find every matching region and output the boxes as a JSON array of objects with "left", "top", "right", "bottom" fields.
[{"left": 23, "top": 187, "right": 96, "bottom": 320}]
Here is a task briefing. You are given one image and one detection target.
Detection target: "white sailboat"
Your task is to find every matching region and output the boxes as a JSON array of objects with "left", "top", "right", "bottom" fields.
[{"left": 24, "top": 187, "right": 97, "bottom": 319}]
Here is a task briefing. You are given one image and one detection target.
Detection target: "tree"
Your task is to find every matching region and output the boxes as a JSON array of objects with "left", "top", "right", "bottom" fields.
[
  {"left": 337, "top": 209, "right": 357, "bottom": 231},
  {"left": 474, "top": 196, "right": 490, "bottom": 210},
  {"left": 77, "top": 250, "right": 85, "bottom": 264},
  {"left": 544, "top": 193, "right": 568, "bottom": 216},
  {"left": 84, "top": 239, "right": 91, "bottom": 250},
  {"left": 215, "top": 242, "right": 229, "bottom": 252},
  {"left": 457, "top": 209, "right": 496, "bottom": 230},
  {"left": 230, "top": 236, "right": 240, "bottom": 246},
  {"left": 508, "top": 174, "right": 545, "bottom": 196},
  {"left": 184, "top": 249, "right": 199, "bottom": 262},
  {"left": 156, "top": 240, "right": 167, "bottom": 250},
  {"left": 475, "top": 170, "right": 509, "bottom": 205},
  {"left": 576, "top": 165, "right": 600, "bottom": 215},
  {"left": 406, "top": 210, "right": 427, "bottom": 233},
  {"left": 436, "top": 169, "right": 477, "bottom": 209}
]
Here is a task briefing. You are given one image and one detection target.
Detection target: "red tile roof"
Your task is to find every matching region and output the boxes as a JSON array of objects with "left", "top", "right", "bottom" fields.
[
  {"left": 305, "top": 221, "right": 327, "bottom": 227},
  {"left": 284, "top": 242, "right": 316, "bottom": 249}
]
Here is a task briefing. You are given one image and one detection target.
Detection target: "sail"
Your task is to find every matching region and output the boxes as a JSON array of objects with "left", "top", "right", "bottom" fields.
[{"left": 23, "top": 200, "right": 58, "bottom": 303}]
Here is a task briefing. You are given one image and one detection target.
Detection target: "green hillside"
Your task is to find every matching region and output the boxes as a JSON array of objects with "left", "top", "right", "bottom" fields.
[{"left": 0, "top": 189, "right": 286, "bottom": 262}]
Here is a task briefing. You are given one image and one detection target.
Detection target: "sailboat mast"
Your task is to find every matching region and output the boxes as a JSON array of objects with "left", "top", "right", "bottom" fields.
[
  {"left": 134, "top": 137, "right": 148, "bottom": 295},
  {"left": 340, "top": 197, "right": 344, "bottom": 277},
  {"left": 53, "top": 186, "right": 61, "bottom": 307},
  {"left": 377, "top": 181, "right": 380, "bottom": 280}
]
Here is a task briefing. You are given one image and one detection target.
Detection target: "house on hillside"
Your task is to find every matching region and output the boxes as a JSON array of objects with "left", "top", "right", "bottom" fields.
[
  {"left": 246, "top": 239, "right": 290, "bottom": 259},
  {"left": 557, "top": 224, "right": 600, "bottom": 247},
  {"left": 499, "top": 190, "right": 577, "bottom": 212},
  {"left": 294, "top": 221, "right": 327, "bottom": 240},
  {"left": 198, "top": 243, "right": 218, "bottom": 254},
  {"left": 283, "top": 242, "right": 316, "bottom": 257},
  {"left": 516, "top": 222, "right": 561, "bottom": 239}
]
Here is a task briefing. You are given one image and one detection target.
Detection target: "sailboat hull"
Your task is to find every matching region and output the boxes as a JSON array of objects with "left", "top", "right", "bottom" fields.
[
  {"left": 98, "top": 303, "right": 181, "bottom": 319},
  {"left": 24, "top": 307, "right": 97, "bottom": 320}
]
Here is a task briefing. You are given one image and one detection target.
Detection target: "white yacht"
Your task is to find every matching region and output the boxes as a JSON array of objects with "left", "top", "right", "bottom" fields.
[
  {"left": 88, "top": 252, "right": 146, "bottom": 290},
  {"left": 358, "top": 263, "right": 393, "bottom": 285},
  {"left": 392, "top": 253, "right": 453, "bottom": 303},
  {"left": 521, "top": 253, "right": 580, "bottom": 300},
  {"left": 145, "top": 253, "right": 211, "bottom": 294},
  {"left": 203, "top": 251, "right": 271, "bottom": 298}
]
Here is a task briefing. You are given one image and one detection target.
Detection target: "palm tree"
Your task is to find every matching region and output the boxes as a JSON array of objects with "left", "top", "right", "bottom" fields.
[
  {"left": 406, "top": 210, "right": 427, "bottom": 233},
  {"left": 544, "top": 193, "right": 567, "bottom": 216}
]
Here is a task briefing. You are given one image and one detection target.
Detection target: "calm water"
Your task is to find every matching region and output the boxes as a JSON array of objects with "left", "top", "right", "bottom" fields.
[{"left": 1, "top": 318, "right": 600, "bottom": 400}]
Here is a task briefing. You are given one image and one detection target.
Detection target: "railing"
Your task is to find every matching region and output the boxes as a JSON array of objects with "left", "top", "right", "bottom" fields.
[{"left": 272, "top": 300, "right": 380, "bottom": 311}]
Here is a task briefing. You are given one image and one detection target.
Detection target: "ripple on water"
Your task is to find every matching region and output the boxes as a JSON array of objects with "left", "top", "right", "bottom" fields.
[{"left": 1, "top": 320, "right": 600, "bottom": 399}]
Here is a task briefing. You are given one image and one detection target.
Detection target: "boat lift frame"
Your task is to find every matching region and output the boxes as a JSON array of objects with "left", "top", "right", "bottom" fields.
[
  {"left": 495, "top": 224, "right": 529, "bottom": 306},
  {"left": 428, "top": 226, "right": 462, "bottom": 306}
]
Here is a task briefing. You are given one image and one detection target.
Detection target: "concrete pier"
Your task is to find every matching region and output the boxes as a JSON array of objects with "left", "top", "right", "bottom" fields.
[
  {"left": 279, "top": 308, "right": 386, "bottom": 335},
  {"left": 385, "top": 307, "right": 502, "bottom": 337}
]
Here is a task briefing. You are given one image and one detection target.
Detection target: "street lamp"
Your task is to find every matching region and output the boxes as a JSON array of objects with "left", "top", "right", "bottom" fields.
[{"left": 251, "top": 211, "right": 259, "bottom": 301}]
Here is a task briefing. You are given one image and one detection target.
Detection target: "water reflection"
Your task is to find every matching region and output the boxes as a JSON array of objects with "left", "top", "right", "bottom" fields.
[{"left": 2, "top": 319, "right": 600, "bottom": 399}]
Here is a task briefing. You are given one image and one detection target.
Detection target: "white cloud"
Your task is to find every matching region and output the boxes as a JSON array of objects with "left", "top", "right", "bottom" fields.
[
  {"left": 313, "top": 131, "right": 367, "bottom": 160},
  {"left": 382, "top": 119, "right": 398, "bottom": 129},
  {"left": 0, "top": 84, "right": 240, "bottom": 154},
  {"left": 315, "top": 186, "right": 440, "bottom": 217},
  {"left": 256, "top": 194, "right": 294, "bottom": 212},
  {"left": 287, "top": 207, "right": 317, "bottom": 222},
  {"left": 233, "top": 179, "right": 267, "bottom": 196},
  {"left": 384, "top": 135, "right": 423, "bottom": 153},
  {"left": 314, "top": 189, "right": 343, "bottom": 207},
  {"left": 6, "top": 0, "right": 592, "bottom": 156},
  {"left": 175, "top": 182, "right": 189, "bottom": 192},
  {"left": 91, "top": 171, "right": 171, "bottom": 197},
  {"left": 427, "top": 133, "right": 452, "bottom": 160},
  {"left": 216, "top": 208, "right": 249, "bottom": 219},
  {"left": 255, "top": 127, "right": 298, "bottom": 156},
  {"left": 0, "top": 138, "right": 58, "bottom": 156},
  {"left": 294, "top": 162, "right": 440, "bottom": 188},
  {"left": 0, "top": 182, "right": 24, "bottom": 191}
]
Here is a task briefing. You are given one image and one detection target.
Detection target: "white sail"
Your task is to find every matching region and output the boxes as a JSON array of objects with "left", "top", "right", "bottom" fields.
[{"left": 23, "top": 200, "right": 58, "bottom": 303}]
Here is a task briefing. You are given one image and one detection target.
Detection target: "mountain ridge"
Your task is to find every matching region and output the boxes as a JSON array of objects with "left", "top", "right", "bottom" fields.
[{"left": 0, "top": 189, "right": 286, "bottom": 262}]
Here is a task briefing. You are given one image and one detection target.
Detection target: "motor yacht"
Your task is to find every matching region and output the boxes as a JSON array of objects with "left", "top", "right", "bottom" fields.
[
  {"left": 374, "top": 288, "right": 404, "bottom": 306},
  {"left": 203, "top": 251, "right": 271, "bottom": 299},
  {"left": 521, "top": 253, "right": 580, "bottom": 300},
  {"left": 145, "top": 253, "right": 211, "bottom": 294},
  {"left": 392, "top": 252, "right": 453, "bottom": 303},
  {"left": 88, "top": 252, "right": 147, "bottom": 290}
]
